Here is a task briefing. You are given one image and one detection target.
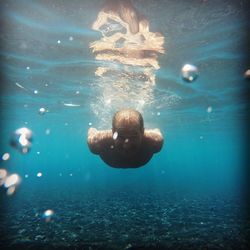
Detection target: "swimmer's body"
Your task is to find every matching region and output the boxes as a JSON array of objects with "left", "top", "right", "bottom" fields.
[{"left": 87, "top": 109, "right": 163, "bottom": 168}]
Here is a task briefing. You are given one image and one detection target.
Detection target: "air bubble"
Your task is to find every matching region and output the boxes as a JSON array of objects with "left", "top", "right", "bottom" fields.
[
  {"left": 43, "top": 209, "right": 54, "bottom": 222},
  {"left": 39, "top": 107, "right": 46, "bottom": 115},
  {"left": 181, "top": 64, "right": 198, "bottom": 82},
  {"left": 37, "top": 172, "right": 42, "bottom": 177},
  {"left": 113, "top": 131, "right": 118, "bottom": 140},
  {"left": 4, "top": 174, "right": 20, "bottom": 188},
  {"left": 207, "top": 106, "right": 212, "bottom": 113},
  {"left": 10, "top": 127, "right": 33, "bottom": 154},
  {"left": 2, "top": 153, "right": 10, "bottom": 161},
  {"left": 45, "top": 129, "right": 51, "bottom": 135}
]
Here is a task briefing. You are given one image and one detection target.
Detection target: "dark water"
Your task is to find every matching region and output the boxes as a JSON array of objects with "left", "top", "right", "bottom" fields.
[
  {"left": 1, "top": 188, "right": 250, "bottom": 250},
  {"left": 0, "top": 0, "right": 250, "bottom": 249}
]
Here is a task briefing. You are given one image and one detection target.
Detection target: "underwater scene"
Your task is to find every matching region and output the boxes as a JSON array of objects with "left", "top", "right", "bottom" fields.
[{"left": 0, "top": 0, "right": 250, "bottom": 249}]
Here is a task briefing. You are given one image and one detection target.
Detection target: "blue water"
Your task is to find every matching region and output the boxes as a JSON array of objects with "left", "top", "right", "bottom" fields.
[{"left": 0, "top": 0, "right": 250, "bottom": 249}]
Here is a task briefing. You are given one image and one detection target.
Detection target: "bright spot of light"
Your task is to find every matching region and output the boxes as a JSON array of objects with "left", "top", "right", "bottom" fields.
[
  {"left": 44, "top": 209, "right": 54, "bottom": 217},
  {"left": 207, "top": 106, "right": 213, "bottom": 113},
  {"left": 37, "top": 172, "right": 42, "bottom": 178},
  {"left": 2, "top": 153, "right": 10, "bottom": 161},
  {"left": 45, "top": 129, "right": 51, "bottom": 135},
  {"left": 0, "top": 169, "right": 7, "bottom": 179},
  {"left": 6, "top": 186, "right": 16, "bottom": 196},
  {"left": 34, "top": 90, "right": 38, "bottom": 94},
  {"left": 139, "top": 100, "right": 145, "bottom": 105},
  {"left": 43, "top": 209, "right": 54, "bottom": 222},
  {"left": 19, "top": 134, "right": 29, "bottom": 146},
  {"left": 57, "top": 40, "right": 61, "bottom": 44},
  {"left": 16, "top": 127, "right": 32, "bottom": 138},
  {"left": 11, "top": 127, "right": 33, "bottom": 154},
  {"left": 181, "top": 64, "right": 199, "bottom": 82},
  {"left": 39, "top": 107, "right": 46, "bottom": 115},
  {"left": 25, "top": 174, "right": 29, "bottom": 178},
  {"left": 106, "top": 99, "right": 111, "bottom": 104},
  {"left": 4, "top": 174, "right": 20, "bottom": 188},
  {"left": 113, "top": 131, "right": 118, "bottom": 140},
  {"left": 0, "top": 169, "right": 8, "bottom": 186}
]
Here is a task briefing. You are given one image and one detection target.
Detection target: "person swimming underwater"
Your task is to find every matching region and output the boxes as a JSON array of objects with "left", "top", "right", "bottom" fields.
[{"left": 87, "top": 109, "right": 163, "bottom": 168}]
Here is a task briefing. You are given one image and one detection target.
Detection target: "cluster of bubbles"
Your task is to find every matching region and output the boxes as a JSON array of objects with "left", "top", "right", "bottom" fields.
[
  {"left": 10, "top": 127, "right": 33, "bottom": 154},
  {"left": 0, "top": 169, "right": 20, "bottom": 196}
]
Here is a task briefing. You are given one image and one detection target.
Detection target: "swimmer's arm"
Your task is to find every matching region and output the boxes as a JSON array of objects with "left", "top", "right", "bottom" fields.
[
  {"left": 87, "top": 128, "right": 113, "bottom": 154},
  {"left": 143, "top": 129, "right": 164, "bottom": 153}
]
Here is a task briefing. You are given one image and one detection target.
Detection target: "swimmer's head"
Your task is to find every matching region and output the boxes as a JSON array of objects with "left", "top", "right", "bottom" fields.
[
  {"left": 112, "top": 109, "right": 144, "bottom": 133},
  {"left": 112, "top": 109, "right": 144, "bottom": 154}
]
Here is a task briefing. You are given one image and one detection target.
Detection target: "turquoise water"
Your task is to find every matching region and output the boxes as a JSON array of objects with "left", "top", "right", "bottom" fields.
[{"left": 0, "top": 0, "right": 250, "bottom": 249}]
